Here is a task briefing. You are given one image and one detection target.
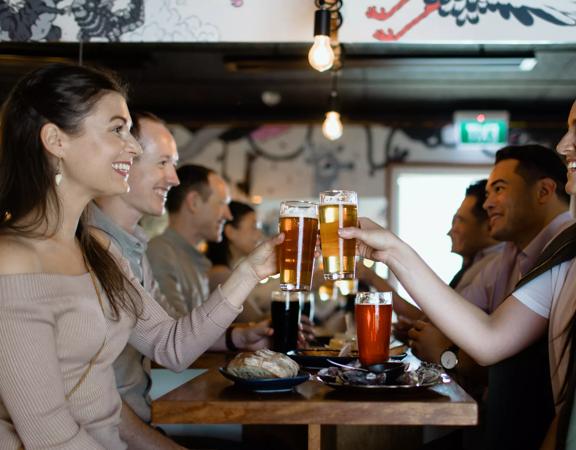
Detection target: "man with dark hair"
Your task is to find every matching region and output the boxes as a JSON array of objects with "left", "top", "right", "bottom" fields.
[
  {"left": 409, "top": 144, "right": 573, "bottom": 450},
  {"left": 447, "top": 179, "right": 502, "bottom": 291},
  {"left": 410, "top": 180, "right": 503, "bottom": 365},
  {"left": 495, "top": 144, "right": 570, "bottom": 205},
  {"left": 92, "top": 116, "right": 273, "bottom": 449},
  {"left": 148, "top": 164, "right": 233, "bottom": 314}
]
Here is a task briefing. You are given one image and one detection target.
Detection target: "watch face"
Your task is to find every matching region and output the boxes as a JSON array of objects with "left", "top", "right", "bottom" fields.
[{"left": 441, "top": 351, "right": 458, "bottom": 370}]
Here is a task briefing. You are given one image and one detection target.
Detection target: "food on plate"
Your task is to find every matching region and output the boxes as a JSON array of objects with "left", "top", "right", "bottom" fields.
[
  {"left": 296, "top": 347, "right": 358, "bottom": 357},
  {"left": 226, "top": 349, "right": 300, "bottom": 379}
]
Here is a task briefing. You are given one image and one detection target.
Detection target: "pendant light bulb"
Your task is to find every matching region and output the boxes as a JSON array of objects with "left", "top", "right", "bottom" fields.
[
  {"left": 322, "top": 111, "right": 343, "bottom": 140},
  {"left": 308, "top": 35, "right": 335, "bottom": 72}
]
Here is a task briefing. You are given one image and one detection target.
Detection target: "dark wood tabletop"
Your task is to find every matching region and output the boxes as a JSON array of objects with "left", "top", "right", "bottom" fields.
[{"left": 152, "top": 352, "right": 477, "bottom": 450}]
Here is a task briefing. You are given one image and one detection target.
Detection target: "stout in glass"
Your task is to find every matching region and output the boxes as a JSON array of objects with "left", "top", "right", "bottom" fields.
[
  {"left": 271, "top": 291, "right": 303, "bottom": 353},
  {"left": 278, "top": 201, "right": 318, "bottom": 291},
  {"left": 319, "top": 190, "right": 358, "bottom": 280}
]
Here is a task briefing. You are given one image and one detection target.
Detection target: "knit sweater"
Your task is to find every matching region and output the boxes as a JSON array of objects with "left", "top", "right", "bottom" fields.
[{"left": 0, "top": 246, "right": 242, "bottom": 449}]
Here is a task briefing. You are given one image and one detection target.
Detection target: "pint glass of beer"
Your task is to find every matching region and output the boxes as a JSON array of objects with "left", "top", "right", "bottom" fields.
[
  {"left": 319, "top": 190, "right": 358, "bottom": 280},
  {"left": 355, "top": 291, "right": 393, "bottom": 366},
  {"left": 271, "top": 290, "right": 303, "bottom": 353},
  {"left": 278, "top": 201, "right": 318, "bottom": 291}
]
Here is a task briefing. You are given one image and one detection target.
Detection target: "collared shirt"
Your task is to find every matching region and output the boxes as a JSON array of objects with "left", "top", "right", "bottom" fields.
[
  {"left": 89, "top": 204, "right": 148, "bottom": 283},
  {"left": 453, "top": 242, "right": 506, "bottom": 294},
  {"left": 147, "top": 227, "right": 212, "bottom": 316},
  {"left": 88, "top": 204, "right": 178, "bottom": 422},
  {"left": 460, "top": 211, "right": 574, "bottom": 313}
]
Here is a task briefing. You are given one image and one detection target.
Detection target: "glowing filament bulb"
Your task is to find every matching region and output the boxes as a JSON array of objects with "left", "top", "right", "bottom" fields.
[
  {"left": 308, "top": 35, "right": 335, "bottom": 72},
  {"left": 322, "top": 111, "right": 343, "bottom": 140}
]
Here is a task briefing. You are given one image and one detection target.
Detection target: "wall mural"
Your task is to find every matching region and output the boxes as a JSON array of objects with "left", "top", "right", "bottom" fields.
[
  {"left": 365, "top": 1, "right": 576, "bottom": 41},
  {"left": 171, "top": 122, "right": 562, "bottom": 200},
  {"left": 1, "top": 0, "right": 576, "bottom": 43}
]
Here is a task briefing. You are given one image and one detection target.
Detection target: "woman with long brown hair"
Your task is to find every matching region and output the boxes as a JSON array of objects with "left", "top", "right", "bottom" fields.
[{"left": 0, "top": 63, "right": 281, "bottom": 448}]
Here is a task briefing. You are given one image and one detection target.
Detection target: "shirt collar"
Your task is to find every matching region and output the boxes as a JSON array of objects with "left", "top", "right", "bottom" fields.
[
  {"left": 472, "top": 242, "right": 506, "bottom": 264},
  {"left": 87, "top": 203, "right": 149, "bottom": 282}
]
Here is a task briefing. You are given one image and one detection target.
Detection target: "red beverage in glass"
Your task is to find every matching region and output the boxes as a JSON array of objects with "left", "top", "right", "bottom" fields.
[{"left": 355, "top": 302, "right": 392, "bottom": 367}]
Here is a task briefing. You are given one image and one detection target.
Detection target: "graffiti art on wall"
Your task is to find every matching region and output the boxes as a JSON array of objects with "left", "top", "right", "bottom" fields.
[
  {"left": 2, "top": 0, "right": 576, "bottom": 43},
  {"left": 0, "top": 0, "right": 145, "bottom": 42},
  {"left": 170, "top": 121, "right": 562, "bottom": 200},
  {"left": 366, "top": 0, "right": 576, "bottom": 41}
]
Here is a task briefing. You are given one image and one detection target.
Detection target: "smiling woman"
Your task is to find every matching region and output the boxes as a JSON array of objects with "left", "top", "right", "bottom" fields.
[{"left": 0, "top": 63, "right": 283, "bottom": 449}]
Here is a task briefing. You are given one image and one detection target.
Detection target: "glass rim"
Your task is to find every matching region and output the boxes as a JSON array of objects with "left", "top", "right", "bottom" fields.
[
  {"left": 320, "top": 189, "right": 357, "bottom": 196},
  {"left": 280, "top": 200, "right": 318, "bottom": 207},
  {"left": 355, "top": 291, "right": 393, "bottom": 304},
  {"left": 279, "top": 200, "right": 318, "bottom": 218},
  {"left": 319, "top": 190, "right": 358, "bottom": 204},
  {"left": 271, "top": 290, "right": 306, "bottom": 301}
]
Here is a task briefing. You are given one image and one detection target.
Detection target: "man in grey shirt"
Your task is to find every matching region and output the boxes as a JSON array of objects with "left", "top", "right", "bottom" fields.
[
  {"left": 92, "top": 111, "right": 273, "bottom": 449},
  {"left": 147, "top": 164, "right": 232, "bottom": 315}
]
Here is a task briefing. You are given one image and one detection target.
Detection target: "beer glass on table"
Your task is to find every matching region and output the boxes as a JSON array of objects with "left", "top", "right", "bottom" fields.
[
  {"left": 278, "top": 201, "right": 318, "bottom": 291},
  {"left": 271, "top": 291, "right": 303, "bottom": 353},
  {"left": 319, "top": 190, "right": 358, "bottom": 280},
  {"left": 301, "top": 292, "right": 315, "bottom": 323},
  {"left": 355, "top": 292, "right": 393, "bottom": 367}
]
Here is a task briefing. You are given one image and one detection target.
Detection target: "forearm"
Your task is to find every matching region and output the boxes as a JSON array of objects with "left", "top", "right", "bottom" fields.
[
  {"left": 385, "top": 238, "right": 496, "bottom": 363},
  {"left": 220, "top": 262, "right": 259, "bottom": 308},
  {"left": 120, "top": 402, "right": 184, "bottom": 450},
  {"left": 362, "top": 268, "right": 423, "bottom": 320}
]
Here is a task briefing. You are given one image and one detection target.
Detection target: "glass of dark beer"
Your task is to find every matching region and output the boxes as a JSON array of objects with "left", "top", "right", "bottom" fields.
[
  {"left": 319, "top": 190, "right": 358, "bottom": 280},
  {"left": 271, "top": 290, "right": 303, "bottom": 353},
  {"left": 278, "top": 201, "right": 318, "bottom": 291},
  {"left": 301, "top": 292, "right": 315, "bottom": 323}
]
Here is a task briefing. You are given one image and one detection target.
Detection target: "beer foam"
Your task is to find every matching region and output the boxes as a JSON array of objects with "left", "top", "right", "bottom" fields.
[
  {"left": 321, "top": 202, "right": 357, "bottom": 206},
  {"left": 280, "top": 202, "right": 318, "bottom": 219}
]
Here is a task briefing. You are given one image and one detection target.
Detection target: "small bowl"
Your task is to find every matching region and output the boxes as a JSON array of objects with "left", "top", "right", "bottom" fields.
[{"left": 364, "top": 361, "right": 406, "bottom": 383}]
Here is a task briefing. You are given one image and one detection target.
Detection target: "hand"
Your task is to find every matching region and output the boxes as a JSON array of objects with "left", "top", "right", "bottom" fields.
[
  {"left": 298, "top": 315, "right": 316, "bottom": 348},
  {"left": 392, "top": 314, "right": 415, "bottom": 343},
  {"left": 338, "top": 218, "right": 398, "bottom": 263},
  {"left": 408, "top": 320, "right": 453, "bottom": 364},
  {"left": 241, "top": 233, "right": 284, "bottom": 282},
  {"left": 233, "top": 319, "right": 274, "bottom": 351}
]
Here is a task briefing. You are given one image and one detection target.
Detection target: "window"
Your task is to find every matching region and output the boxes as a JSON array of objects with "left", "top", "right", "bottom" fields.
[{"left": 388, "top": 164, "right": 491, "bottom": 300}]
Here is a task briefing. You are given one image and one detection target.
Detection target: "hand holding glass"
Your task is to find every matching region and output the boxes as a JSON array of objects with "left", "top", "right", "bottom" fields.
[{"left": 319, "top": 190, "right": 358, "bottom": 280}]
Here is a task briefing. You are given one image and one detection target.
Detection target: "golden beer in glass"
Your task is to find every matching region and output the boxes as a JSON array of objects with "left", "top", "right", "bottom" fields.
[
  {"left": 319, "top": 190, "right": 357, "bottom": 280},
  {"left": 278, "top": 201, "right": 318, "bottom": 291}
]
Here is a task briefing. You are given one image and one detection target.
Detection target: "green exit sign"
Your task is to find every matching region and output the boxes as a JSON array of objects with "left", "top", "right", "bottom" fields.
[
  {"left": 454, "top": 111, "right": 509, "bottom": 150},
  {"left": 459, "top": 120, "right": 508, "bottom": 145}
]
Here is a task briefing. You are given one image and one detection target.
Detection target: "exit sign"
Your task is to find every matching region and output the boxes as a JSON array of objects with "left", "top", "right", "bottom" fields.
[{"left": 454, "top": 111, "right": 509, "bottom": 150}]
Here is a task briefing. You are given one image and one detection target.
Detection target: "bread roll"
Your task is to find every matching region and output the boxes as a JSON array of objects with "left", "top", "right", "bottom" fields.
[{"left": 226, "top": 349, "right": 300, "bottom": 379}]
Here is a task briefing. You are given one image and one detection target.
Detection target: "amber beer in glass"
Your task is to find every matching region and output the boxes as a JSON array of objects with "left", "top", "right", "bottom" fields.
[
  {"left": 319, "top": 190, "right": 358, "bottom": 280},
  {"left": 278, "top": 201, "right": 318, "bottom": 291},
  {"left": 355, "top": 292, "right": 393, "bottom": 366}
]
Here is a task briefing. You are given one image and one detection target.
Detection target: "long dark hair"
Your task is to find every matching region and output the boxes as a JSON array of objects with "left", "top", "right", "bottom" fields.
[
  {"left": 206, "top": 201, "right": 255, "bottom": 267},
  {"left": 0, "top": 63, "right": 142, "bottom": 320}
]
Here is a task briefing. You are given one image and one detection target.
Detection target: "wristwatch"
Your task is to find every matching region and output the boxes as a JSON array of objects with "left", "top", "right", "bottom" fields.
[{"left": 440, "top": 344, "right": 459, "bottom": 370}]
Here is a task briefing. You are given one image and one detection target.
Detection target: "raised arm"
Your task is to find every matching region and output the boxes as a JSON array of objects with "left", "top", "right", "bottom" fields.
[
  {"left": 340, "top": 218, "right": 547, "bottom": 365},
  {"left": 128, "top": 235, "right": 282, "bottom": 371}
]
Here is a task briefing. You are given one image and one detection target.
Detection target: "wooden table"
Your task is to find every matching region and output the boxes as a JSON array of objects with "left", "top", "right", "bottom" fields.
[{"left": 152, "top": 353, "right": 478, "bottom": 450}]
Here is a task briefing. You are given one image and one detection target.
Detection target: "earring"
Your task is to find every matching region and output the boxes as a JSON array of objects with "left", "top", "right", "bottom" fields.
[{"left": 55, "top": 158, "right": 63, "bottom": 186}]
